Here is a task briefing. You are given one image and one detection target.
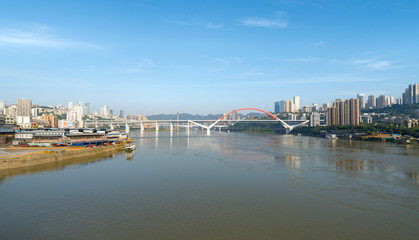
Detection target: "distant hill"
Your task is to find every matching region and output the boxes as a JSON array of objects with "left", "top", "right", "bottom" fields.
[
  {"left": 147, "top": 112, "right": 265, "bottom": 120},
  {"left": 362, "top": 104, "right": 419, "bottom": 117}
]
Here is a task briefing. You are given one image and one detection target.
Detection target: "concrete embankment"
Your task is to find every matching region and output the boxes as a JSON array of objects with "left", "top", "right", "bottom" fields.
[{"left": 0, "top": 143, "right": 125, "bottom": 170}]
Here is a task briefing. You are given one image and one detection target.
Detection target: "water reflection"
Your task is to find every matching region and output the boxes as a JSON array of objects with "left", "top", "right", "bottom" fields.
[
  {"left": 1, "top": 132, "right": 419, "bottom": 240},
  {"left": 405, "top": 172, "right": 419, "bottom": 183},
  {"left": 125, "top": 150, "right": 135, "bottom": 160}
]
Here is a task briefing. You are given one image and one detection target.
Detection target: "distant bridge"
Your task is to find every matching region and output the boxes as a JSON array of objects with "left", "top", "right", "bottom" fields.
[{"left": 85, "top": 108, "right": 309, "bottom": 135}]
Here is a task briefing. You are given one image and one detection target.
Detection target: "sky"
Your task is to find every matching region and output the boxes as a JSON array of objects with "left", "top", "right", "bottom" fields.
[{"left": 0, "top": 0, "right": 418, "bottom": 115}]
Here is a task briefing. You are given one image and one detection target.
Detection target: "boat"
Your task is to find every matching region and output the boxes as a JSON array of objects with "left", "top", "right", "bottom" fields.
[{"left": 125, "top": 140, "right": 136, "bottom": 151}]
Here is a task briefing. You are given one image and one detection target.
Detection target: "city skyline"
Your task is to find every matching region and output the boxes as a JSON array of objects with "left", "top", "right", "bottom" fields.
[{"left": 1, "top": 0, "right": 418, "bottom": 114}]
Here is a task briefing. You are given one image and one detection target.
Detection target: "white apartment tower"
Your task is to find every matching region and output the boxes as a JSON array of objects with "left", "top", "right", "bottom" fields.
[{"left": 293, "top": 96, "right": 300, "bottom": 112}]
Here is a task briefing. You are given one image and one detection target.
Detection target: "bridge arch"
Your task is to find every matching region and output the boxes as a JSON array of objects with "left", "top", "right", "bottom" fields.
[
  {"left": 210, "top": 107, "right": 290, "bottom": 130},
  {"left": 218, "top": 108, "right": 279, "bottom": 120}
]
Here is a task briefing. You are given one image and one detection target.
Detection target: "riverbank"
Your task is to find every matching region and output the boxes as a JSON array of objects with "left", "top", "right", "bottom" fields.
[{"left": 0, "top": 143, "right": 125, "bottom": 170}]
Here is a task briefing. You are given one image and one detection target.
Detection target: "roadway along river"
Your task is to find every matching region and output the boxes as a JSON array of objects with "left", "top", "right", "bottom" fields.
[{"left": 1, "top": 131, "right": 418, "bottom": 239}]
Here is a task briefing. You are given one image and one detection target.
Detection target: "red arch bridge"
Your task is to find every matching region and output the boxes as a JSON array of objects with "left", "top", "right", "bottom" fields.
[{"left": 85, "top": 108, "right": 309, "bottom": 135}]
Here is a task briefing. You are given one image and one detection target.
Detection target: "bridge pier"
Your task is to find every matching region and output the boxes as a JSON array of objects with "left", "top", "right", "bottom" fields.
[
  {"left": 155, "top": 121, "right": 159, "bottom": 134},
  {"left": 169, "top": 122, "right": 173, "bottom": 136},
  {"left": 186, "top": 121, "right": 190, "bottom": 136},
  {"left": 125, "top": 122, "right": 130, "bottom": 134},
  {"left": 140, "top": 123, "right": 144, "bottom": 133}
]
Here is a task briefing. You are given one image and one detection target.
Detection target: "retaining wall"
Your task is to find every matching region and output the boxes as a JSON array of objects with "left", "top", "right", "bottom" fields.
[{"left": 0, "top": 144, "right": 125, "bottom": 170}]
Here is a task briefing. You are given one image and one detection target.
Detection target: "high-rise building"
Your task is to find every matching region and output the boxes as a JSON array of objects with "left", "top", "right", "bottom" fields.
[
  {"left": 279, "top": 100, "right": 286, "bottom": 113},
  {"left": 293, "top": 96, "right": 300, "bottom": 112},
  {"left": 43, "top": 114, "right": 58, "bottom": 128},
  {"left": 367, "top": 95, "right": 376, "bottom": 109},
  {"left": 17, "top": 99, "right": 31, "bottom": 117},
  {"left": 0, "top": 100, "right": 6, "bottom": 115},
  {"left": 327, "top": 98, "right": 359, "bottom": 126},
  {"left": 68, "top": 102, "right": 73, "bottom": 110},
  {"left": 120, "top": 110, "right": 124, "bottom": 118},
  {"left": 389, "top": 96, "right": 394, "bottom": 106},
  {"left": 402, "top": 83, "right": 419, "bottom": 104},
  {"left": 376, "top": 95, "right": 388, "bottom": 108},
  {"left": 100, "top": 105, "right": 109, "bottom": 118},
  {"left": 74, "top": 105, "right": 84, "bottom": 121},
  {"left": 274, "top": 102, "right": 280, "bottom": 113},
  {"left": 0, "top": 100, "right": 5, "bottom": 115},
  {"left": 345, "top": 98, "right": 360, "bottom": 126},
  {"left": 84, "top": 103, "right": 91, "bottom": 115},
  {"left": 396, "top": 97, "right": 403, "bottom": 105},
  {"left": 17, "top": 99, "right": 32, "bottom": 128},
  {"left": 357, "top": 94, "right": 365, "bottom": 109},
  {"left": 286, "top": 100, "right": 294, "bottom": 112},
  {"left": 309, "top": 112, "right": 320, "bottom": 127}
]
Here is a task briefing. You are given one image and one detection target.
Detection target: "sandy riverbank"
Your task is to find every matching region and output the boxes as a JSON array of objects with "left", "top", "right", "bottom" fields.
[{"left": 0, "top": 143, "right": 125, "bottom": 171}]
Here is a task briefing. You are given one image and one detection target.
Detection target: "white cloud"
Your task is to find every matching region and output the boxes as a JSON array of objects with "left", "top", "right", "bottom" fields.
[
  {"left": 365, "top": 61, "right": 392, "bottom": 70},
  {"left": 352, "top": 58, "right": 394, "bottom": 70},
  {"left": 206, "top": 23, "right": 223, "bottom": 29},
  {"left": 285, "top": 57, "right": 320, "bottom": 64},
  {"left": 311, "top": 41, "right": 324, "bottom": 47},
  {"left": 171, "top": 20, "right": 223, "bottom": 29},
  {"left": 242, "top": 17, "right": 288, "bottom": 28},
  {"left": 0, "top": 26, "right": 95, "bottom": 48},
  {"left": 112, "top": 59, "right": 154, "bottom": 74}
]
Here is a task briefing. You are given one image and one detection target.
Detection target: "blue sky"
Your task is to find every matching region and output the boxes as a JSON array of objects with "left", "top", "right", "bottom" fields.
[{"left": 0, "top": 0, "right": 418, "bottom": 115}]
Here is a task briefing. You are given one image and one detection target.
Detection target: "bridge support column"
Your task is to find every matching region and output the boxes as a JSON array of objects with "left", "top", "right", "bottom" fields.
[
  {"left": 206, "top": 128, "right": 211, "bottom": 136},
  {"left": 125, "top": 122, "right": 130, "bottom": 134},
  {"left": 285, "top": 128, "right": 291, "bottom": 134},
  {"left": 155, "top": 121, "right": 159, "bottom": 133},
  {"left": 186, "top": 121, "right": 190, "bottom": 136},
  {"left": 170, "top": 122, "right": 173, "bottom": 136},
  {"left": 140, "top": 123, "right": 144, "bottom": 134}
]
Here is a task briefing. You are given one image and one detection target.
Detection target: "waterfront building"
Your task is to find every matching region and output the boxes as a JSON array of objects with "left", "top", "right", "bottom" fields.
[
  {"left": 360, "top": 114, "right": 373, "bottom": 124},
  {"left": 0, "top": 100, "right": 5, "bottom": 115},
  {"left": 43, "top": 114, "right": 58, "bottom": 128},
  {"left": 345, "top": 98, "right": 360, "bottom": 125},
  {"left": 327, "top": 98, "right": 359, "bottom": 126},
  {"left": 58, "top": 120, "right": 75, "bottom": 128},
  {"left": 5, "top": 105, "right": 16, "bottom": 118},
  {"left": 357, "top": 94, "right": 365, "bottom": 109},
  {"left": 293, "top": 96, "right": 300, "bottom": 112},
  {"left": 396, "top": 97, "right": 402, "bottom": 105},
  {"left": 367, "top": 95, "right": 376, "bottom": 108},
  {"left": 309, "top": 112, "right": 320, "bottom": 127},
  {"left": 17, "top": 99, "right": 32, "bottom": 128}
]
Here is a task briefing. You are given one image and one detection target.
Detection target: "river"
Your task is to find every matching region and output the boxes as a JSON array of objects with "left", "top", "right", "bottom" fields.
[{"left": 1, "top": 131, "right": 418, "bottom": 239}]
